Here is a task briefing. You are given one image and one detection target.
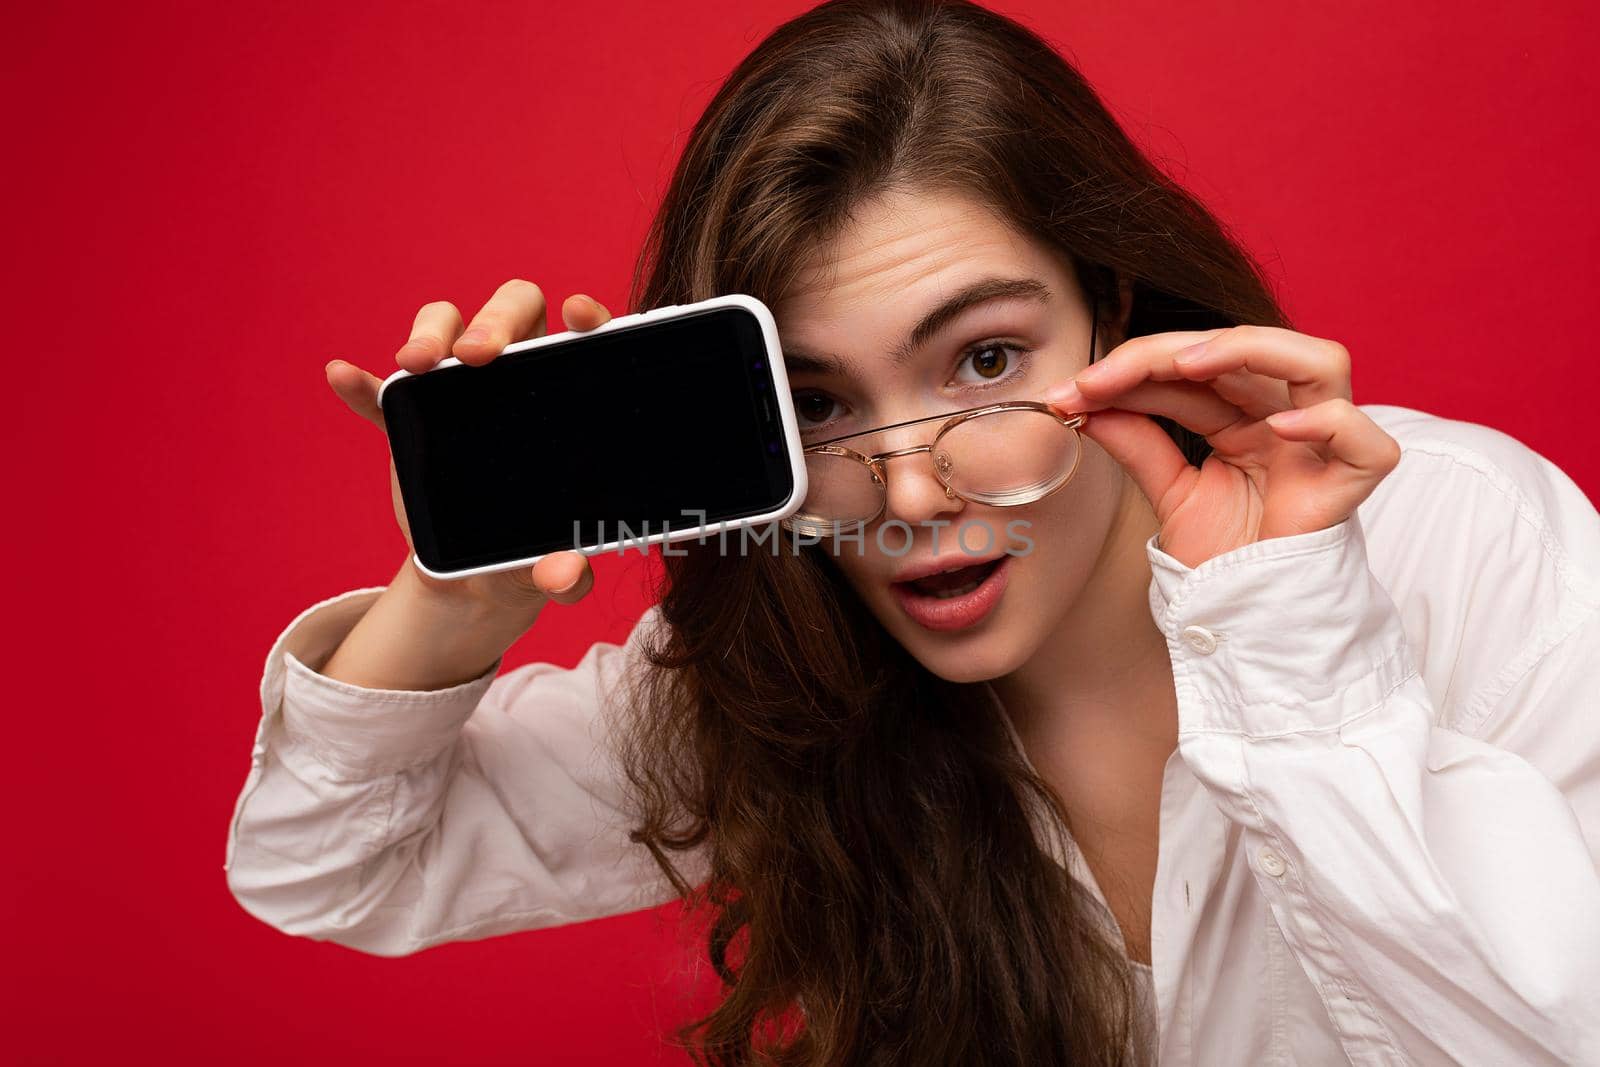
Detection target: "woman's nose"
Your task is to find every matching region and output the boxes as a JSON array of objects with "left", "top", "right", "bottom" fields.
[{"left": 881, "top": 450, "right": 965, "bottom": 528}]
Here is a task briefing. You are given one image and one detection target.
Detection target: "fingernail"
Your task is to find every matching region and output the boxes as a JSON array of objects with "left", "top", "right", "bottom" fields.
[
  {"left": 1173, "top": 340, "right": 1210, "bottom": 365},
  {"left": 1044, "top": 381, "right": 1085, "bottom": 410},
  {"left": 1266, "top": 409, "right": 1305, "bottom": 428},
  {"left": 1075, "top": 360, "right": 1108, "bottom": 384},
  {"left": 549, "top": 573, "right": 581, "bottom": 595},
  {"left": 459, "top": 327, "right": 491, "bottom": 345}
]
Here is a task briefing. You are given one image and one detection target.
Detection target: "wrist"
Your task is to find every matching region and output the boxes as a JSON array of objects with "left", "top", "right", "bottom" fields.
[{"left": 316, "top": 558, "right": 539, "bottom": 691}]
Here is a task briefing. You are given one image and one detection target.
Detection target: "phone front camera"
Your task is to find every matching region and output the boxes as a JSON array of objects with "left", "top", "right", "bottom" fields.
[{"left": 767, "top": 441, "right": 780, "bottom": 454}]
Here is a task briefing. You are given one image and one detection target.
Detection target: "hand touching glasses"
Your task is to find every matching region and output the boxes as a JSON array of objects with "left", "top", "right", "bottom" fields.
[{"left": 1042, "top": 324, "right": 1402, "bottom": 571}]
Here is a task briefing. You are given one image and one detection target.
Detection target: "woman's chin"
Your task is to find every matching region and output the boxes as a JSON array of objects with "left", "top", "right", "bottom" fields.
[{"left": 891, "top": 615, "right": 1032, "bottom": 684}]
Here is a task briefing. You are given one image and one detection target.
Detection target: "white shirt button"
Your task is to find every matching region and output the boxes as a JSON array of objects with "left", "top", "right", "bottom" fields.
[
  {"left": 1180, "top": 625, "right": 1218, "bottom": 655},
  {"left": 1258, "top": 846, "right": 1287, "bottom": 878}
]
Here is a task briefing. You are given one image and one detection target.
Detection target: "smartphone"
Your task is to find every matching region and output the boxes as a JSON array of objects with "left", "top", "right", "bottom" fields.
[{"left": 376, "top": 294, "right": 808, "bottom": 580}]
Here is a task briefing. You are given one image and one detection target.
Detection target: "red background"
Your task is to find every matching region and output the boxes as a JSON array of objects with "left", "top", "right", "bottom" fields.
[{"left": 7, "top": 0, "right": 1597, "bottom": 1063}]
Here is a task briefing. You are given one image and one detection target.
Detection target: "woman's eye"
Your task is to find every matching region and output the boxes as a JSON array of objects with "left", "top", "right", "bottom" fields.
[
  {"left": 954, "top": 342, "right": 1024, "bottom": 384},
  {"left": 793, "top": 391, "right": 839, "bottom": 426}
]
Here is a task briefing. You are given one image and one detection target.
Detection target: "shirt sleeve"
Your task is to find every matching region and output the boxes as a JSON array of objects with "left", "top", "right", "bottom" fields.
[
  {"left": 222, "top": 586, "right": 705, "bottom": 958},
  {"left": 1146, "top": 462, "right": 1600, "bottom": 1062}
]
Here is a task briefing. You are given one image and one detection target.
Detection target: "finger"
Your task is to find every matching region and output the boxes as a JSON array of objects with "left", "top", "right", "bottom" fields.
[
  {"left": 561, "top": 293, "right": 613, "bottom": 332},
  {"left": 1077, "top": 408, "right": 1195, "bottom": 525},
  {"left": 1167, "top": 325, "right": 1353, "bottom": 409},
  {"left": 325, "top": 359, "right": 387, "bottom": 430},
  {"left": 1264, "top": 397, "right": 1402, "bottom": 477},
  {"left": 1194, "top": 366, "right": 1291, "bottom": 421},
  {"left": 454, "top": 278, "right": 550, "bottom": 366},
  {"left": 528, "top": 551, "right": 594, "bottom": 605},
  {"left": 1046, "top": 378, "right": 1247, "bottom": 439},
  {"left": 1071, "top": 327, "right": 1232, "bottom": 397},
  {"left": 396, "top": 300, "right": 466, "bottom": 374}
]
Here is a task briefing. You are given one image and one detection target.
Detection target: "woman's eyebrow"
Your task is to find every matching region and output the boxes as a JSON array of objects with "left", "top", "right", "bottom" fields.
[{"left": 781, "top": 275, "right": 1051, "bottom": 378}]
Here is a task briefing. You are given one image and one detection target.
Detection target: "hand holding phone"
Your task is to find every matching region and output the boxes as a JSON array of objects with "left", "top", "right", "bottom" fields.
[
  {"left": 375, "top": 291, "right": 805, "bottom": 580},
  {"left": 323, "top": 279, "right": 617, "bottom": 613}
]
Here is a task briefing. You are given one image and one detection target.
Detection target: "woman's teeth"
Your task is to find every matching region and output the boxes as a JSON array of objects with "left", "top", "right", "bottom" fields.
[{"left": 908, "top": 559, "right": 999, "bottom": 598}]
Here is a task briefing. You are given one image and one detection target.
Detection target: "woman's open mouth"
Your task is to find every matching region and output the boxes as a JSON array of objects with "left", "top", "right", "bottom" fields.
[{"left": 890, "top": 555, "right": 1010, "bottom": 632}]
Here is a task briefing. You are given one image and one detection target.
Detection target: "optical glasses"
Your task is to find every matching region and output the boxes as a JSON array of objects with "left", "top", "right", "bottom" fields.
[
  {"left": 779, "top": 400, "right": 1091, "bottom": 536},
  {"left": 779, "top": 290, "right": 1099, "bottom": 537}
]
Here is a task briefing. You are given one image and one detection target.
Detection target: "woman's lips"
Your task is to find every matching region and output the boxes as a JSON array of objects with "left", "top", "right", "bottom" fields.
[{"left": 889, "top": 555, "right": 1010, "bottom": 632}]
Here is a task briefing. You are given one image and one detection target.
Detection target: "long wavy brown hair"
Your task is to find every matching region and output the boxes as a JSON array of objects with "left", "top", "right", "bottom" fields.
[{"left": 610, "top": 1, "right": 1290, "bottom": 1063}]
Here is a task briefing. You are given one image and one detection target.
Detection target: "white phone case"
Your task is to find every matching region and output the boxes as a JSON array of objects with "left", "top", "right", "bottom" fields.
[{"left": 376, "top": 293, "right": 809, "bottom": 581}]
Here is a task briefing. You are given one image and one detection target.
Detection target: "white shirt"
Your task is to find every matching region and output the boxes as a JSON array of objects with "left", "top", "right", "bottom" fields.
[{"left": 224, "top": 403, "right": 1600, "bottom": 1065}]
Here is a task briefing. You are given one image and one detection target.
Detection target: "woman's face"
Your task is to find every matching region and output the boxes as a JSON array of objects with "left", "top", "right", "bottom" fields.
[{"left": 773, "top": 185, "right": 1136, "bottom": 685}]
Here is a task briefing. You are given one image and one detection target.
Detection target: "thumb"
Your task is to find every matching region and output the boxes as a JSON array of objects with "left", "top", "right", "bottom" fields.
[
  {"left": 528, "top": 551, "right": 594, "bottom": 605},
  {"left": 1077, "top": 409, "right": 1191, "bottom": 524}
]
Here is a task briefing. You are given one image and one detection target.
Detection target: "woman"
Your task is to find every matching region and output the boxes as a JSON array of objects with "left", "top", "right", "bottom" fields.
[{"left": 223, "top": 1, "right": 1600, "bottom": 1063}]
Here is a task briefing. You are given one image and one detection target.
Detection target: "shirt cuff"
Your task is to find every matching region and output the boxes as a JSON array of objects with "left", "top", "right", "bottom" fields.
[
  {"left": 1144, "top": 513, "right": 1418, "bottom": 736},
  {"left": 256, "top": 586, "right": 502, "bottom": 780}
]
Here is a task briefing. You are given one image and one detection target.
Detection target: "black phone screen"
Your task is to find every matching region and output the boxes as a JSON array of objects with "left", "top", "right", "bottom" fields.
[{"left": 380, "top": 304, "right": 797, "bottom": 574}]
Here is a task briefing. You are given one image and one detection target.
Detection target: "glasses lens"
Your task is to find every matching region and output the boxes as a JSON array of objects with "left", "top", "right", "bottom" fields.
[
  {"left": 791, "top": 449, "right": 884, "bottom": 528},
  {"left": 933, "top": 408, "right": 1081, "bottom": 505}
]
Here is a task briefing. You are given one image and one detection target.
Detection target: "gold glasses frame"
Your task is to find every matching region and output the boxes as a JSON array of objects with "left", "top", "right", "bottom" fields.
[{"left": 780, "top": 400, "right": 1092, "bottom": 532}]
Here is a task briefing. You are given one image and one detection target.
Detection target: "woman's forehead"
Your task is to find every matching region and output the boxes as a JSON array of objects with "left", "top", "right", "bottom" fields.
[
  {"left": 781, "top": 191, "right": 1042, "bottom": 308},
  {"left": 776, "top": 190, "right": 1069, "bottom": 329}
]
